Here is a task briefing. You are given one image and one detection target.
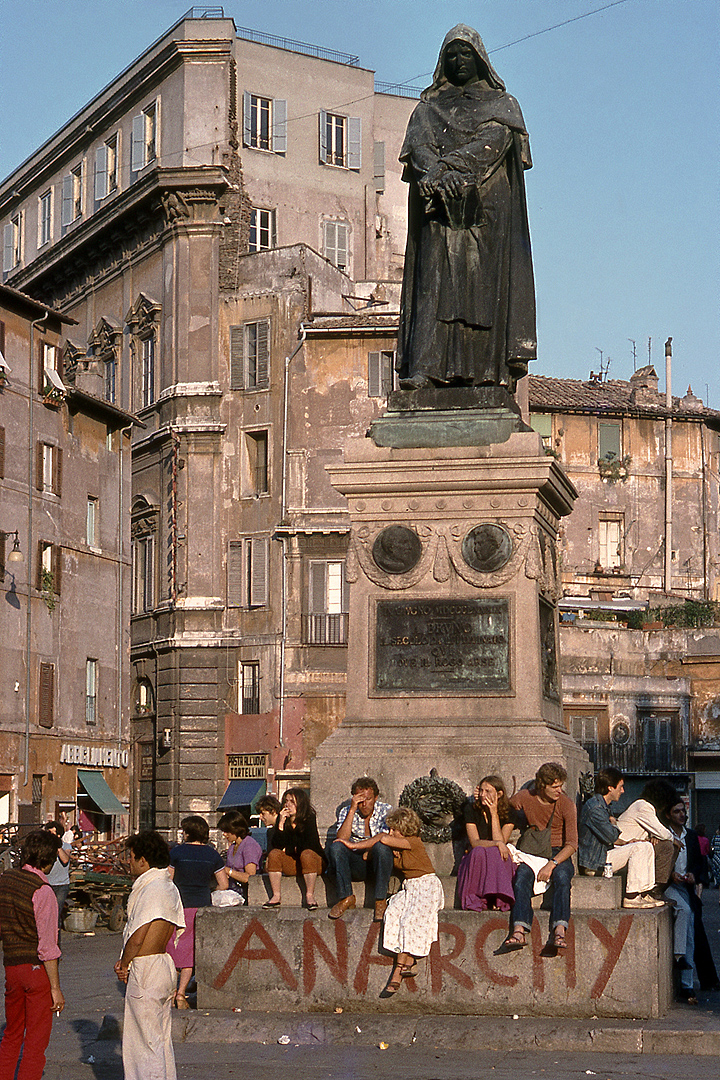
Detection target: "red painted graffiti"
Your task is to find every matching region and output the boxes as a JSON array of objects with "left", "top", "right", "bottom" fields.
[
  {"left": 213, "top": 917, "right": 298, "bottom": 990},
  {"left": 353, "top": 920, "right": 394, "bottom": 995},
  {"left": 473, "top": 918, "right": 518, "bottom": 987},
  {"left": 588, "top": 914, "right": 633, "bottom": 999},
  {"left": 303, "top": 918, "right": 349, "bottom": 993},
  {"left": 429, "top": 923, "right": 474, "bottom": 993}
]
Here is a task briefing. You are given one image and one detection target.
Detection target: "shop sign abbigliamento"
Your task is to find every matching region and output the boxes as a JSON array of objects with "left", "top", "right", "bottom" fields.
[{"left": 60, "top": 744, "right": 129, "bottom": 768}]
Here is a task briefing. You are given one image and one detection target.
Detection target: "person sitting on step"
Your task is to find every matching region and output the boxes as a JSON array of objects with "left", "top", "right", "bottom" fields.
[{"left": 326, "top": 777, "right": 394, "bottom": 922}]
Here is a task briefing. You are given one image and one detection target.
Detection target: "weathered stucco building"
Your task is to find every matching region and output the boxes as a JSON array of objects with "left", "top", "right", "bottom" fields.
[
  {"left": 529, "top": 369, "right": 720, "bottom": 815},
  {"left": 0, "top": 284, "right": 135, "bottom": 834},
  {"left": 0, "top": 10, "right": 415, "bottom": 831}
]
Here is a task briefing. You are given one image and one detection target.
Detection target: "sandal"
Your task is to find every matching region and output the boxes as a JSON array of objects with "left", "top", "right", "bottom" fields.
[
  {"left": 551, "top": 928, "right": 567, "bottom": 951},
  {"left": 380, "top": 964, "right": 407, "bottom": 997},
  {"left": 305, "top": 901, "right": 319, "bottom": 911},
  {"left": 262, "top": 899, "right": 281, "bottom": 909},
  {"left": 502, "top": 929, "right": 527, "bottom": 950},
  {"left": 401, "top": 964, "right": 419, "bottom": 979}
]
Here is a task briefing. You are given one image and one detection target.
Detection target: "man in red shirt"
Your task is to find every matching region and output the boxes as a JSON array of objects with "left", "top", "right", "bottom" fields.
[
  {"left": 505, "top": 762, "right": 578, "bottom": 951},
  {"left": 0, "top": 830, "right": 65, "bottom": 1080}
]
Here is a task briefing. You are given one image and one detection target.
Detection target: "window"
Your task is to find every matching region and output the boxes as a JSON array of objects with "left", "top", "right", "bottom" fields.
[
  {"left": 240, "top": 661, "right": 261, "bottom": 715},
  {"left": 86, "top": 659, "right": 98, "bottom": 725},
  {"left": 61, "top": 164, "right": 83, "bottom": 228},
  {"left": 36, "top": 442, "right": 62, "bottom": 496},
  {"left": 132, "top": 102, "right": 157, "bottom": 172},
  {"left": 570, "top": 714, "right": 598, "bottom": 761},
  {"left": 640, "top": 711, "right": 676, "bottom": 772},
  {"left": 598, "top": 422, "right": 621, "bottom": 462},
  {"left": 36, "top": 541, "right": 61, "bottom": 596},
  {"left": 95, "top": 133, "right": 119, "bottom": 202},
  {"left": 598, "top": 516, "right": 623, "bottom": 569},
  {"left": 230, "top": 319, "right": 269, "bottom": 390},
  {"left": 141, "top": 336, "right": 155, "bottom": 408},
  {"left": 245, "top": 431, "right": 269, "bottom": 495},
  {"left": 319, "top": 111, "right": 361, "bottom": 170},
  {"left": 38, "top": 661, "right": 54, "bottom": 727},
  {"left": 86, "top": 497, "right": 98, "bottom": 547},
  {"left": 531, "top": 412, "right": 553, "bottom": 450},
  {"left": 243, "top": 93, "right": 286, "bottom": 154},
  {"left": 3, "top": 212, "right": 23, "bottom": 274},
  {"left": 304, "top": 560, "right": 348, "bottom": 644},
  {"left": 132, "top": 536, "right": 154, "bottom": 614},
  {"left": 104, "top": 355, "right": 116, "bottom": 404},
  {"left": 323, "top": 221, "right": 349, "bottom": 271},
  {"left": 249, "top": 207, "right": 276, "bottom": 252},
  {"left": 39, "top": 191, "right": 52, "bottom": 247},
  {"left": 374, "top": 141, "right": 385, "bottom": 193},
  {"left": 368, "top": 351, "right": 396, "bottom": 397},
  {"left": 227, "top": 538, "right": 269, "bottom": 608}
]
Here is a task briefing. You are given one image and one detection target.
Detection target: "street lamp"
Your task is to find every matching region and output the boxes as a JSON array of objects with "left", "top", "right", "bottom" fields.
[{"left": 1, "top": 529, "right": 23, "bottom": 572}]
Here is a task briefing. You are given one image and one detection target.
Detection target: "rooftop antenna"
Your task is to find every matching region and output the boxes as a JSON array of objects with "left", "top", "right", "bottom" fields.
[
  {"left": 628, "top": 338, "right": 637, "bottom": 371},
  {"left": 648, "top": 337, "right": 652, "bottom": 366}
]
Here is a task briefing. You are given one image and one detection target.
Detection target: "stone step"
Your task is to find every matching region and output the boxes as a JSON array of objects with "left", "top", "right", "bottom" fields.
[{"left": 244, "top": 870, "right": 622, "bottom": 910}]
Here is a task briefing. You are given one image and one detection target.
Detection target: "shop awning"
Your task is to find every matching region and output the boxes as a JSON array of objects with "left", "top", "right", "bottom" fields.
[
  {"left": 216, "top": 779, "right": 266, "bottom": 811},
  {"left": 77, "top": 769, "right": 126, "bottom": 815}
]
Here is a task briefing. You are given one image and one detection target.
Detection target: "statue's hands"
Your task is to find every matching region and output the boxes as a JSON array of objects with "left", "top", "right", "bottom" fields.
[{"left": 437, "top": 171, "right": 466, "bottom": 199}]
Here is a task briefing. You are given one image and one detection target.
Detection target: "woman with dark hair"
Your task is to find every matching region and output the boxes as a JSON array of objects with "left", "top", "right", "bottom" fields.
[
  {"left": 264, "top": 788, "right": 324, "bottom": 910},
  {"left": 457, "top": 775, "right": 519, "bottom": 911},
  {"left": 166, "top": 816, "right": 229, "bottom": 1008},
  {"left": 217, "top": 811, "right": 262, "bottom": 903}
]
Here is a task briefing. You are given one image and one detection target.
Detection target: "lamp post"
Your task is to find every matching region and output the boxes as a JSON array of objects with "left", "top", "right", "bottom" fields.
[{"left": 0, "top": 530, "right": 23, "bottom": 577}]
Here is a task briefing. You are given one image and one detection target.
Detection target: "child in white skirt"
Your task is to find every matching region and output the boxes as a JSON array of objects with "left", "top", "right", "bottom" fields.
[{"left": 336, "top": 806, "right": 444, "bottom": 995}]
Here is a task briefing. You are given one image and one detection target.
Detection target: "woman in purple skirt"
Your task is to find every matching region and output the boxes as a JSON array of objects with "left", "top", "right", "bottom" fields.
[{"left": 457, "top": 775, "right": 519, "bottom": 911}]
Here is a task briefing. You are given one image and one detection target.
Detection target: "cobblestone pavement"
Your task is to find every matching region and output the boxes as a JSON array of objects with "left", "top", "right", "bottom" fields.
[{"left": 3, "top": 892, "right": 720, "bottom": 1079}]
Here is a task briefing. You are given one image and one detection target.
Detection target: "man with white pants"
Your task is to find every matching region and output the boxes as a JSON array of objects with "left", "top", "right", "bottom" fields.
[
  {"left": 579, "top": 767, "right": 662, "bottom": 909},
  {"left": 115, "top": 832, "right": 185, "bottom": 1080}
]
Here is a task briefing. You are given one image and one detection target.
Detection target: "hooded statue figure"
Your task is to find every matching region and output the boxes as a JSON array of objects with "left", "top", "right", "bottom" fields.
[{"left": 397, "top": 25, "right": 536, "bottom": 393}]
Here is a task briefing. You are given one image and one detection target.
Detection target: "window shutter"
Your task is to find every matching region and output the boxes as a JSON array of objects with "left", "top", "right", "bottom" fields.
[
  {"left": 271, "top": 210, "right": 277, "bottom": 249},
  {"left": 61, "top": 175, "right": 73, "bottom": 226},
  {"left": 3, "top": 223, "right": 12, "bottom": 273},
  {"left": 368, "top": 352, "right": 382, "bottom": 397},
  {"left": 39, "top": 662, "right": 55, "bottom": 728},
  {"left": 381, "top": 351, "right": 395, "bottom": 396},
  {"left": 38, "top": 340, "right": 46, "bottom": 393},
  {"left": 256, "top": 319, "right": 269, "bottom": 388},
  {"left": 230, "top": 327, "right": 244, "bottom": 389},
  {"left": 336, "top": 223, "right": 349, "bottom": 270},
  {"left": 0, "top": 427, "right": 5, "bottom": 479},
  {"left": 35, "top": 442, "right": 44, "bottom": 490},
  {"left": 319, "top": 110, "right": 328, "bottom": 164},
  {"left": 227, "top": 541, "right": 243, "bottom": 606},
  {"left": 36, "top": 540, "right": 44, "bottom": 590},
  {"left": 347, "top": 117, "right": 362, "bottom": 170},
  {"left": 249, "top": 538, "right": 268, "bottom": 607},
  {"left": 132, "top": 114, "right": 145, "bottom": 171},
  {"left": 0, "top": 320, "right": 5, "bottom": 356},
  {"left": 53, "top": 543, "right": 62, "bottom": 595},
  {"left": 243, "top": 91, "right": 252, "bottom": 147},
  {"left": 374, "top": 140, "right": 385, "bottom": 192},
  {"left": 309, "top": 562, "right": 326, "bottom": 613},
  {"left": 0, "top": 533, "right": 5, "bottom": 579},
  {"left": 94, "top": 145, "right": 108, "bottom": 202},
  {"left": 272, "top": 98, "right": 287, "bottom": 154},
  {"left": 54, "top": 448, "right": 63, "bottom": 497}
]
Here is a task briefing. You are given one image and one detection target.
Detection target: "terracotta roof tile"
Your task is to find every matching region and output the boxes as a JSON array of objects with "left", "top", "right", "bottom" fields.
[{"left": 528, "top": 374, "right": 720, "bottom": 424}]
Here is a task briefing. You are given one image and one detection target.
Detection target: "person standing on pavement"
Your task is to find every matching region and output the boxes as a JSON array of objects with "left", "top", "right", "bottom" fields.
[
  {"left": 0, "top": 829, "right": 64, "bottom": 1080},
  {"left": 326, "top": 777, "right": 394, "bottom": 921},
  {"left": 115, "top": 831, "right": 185, "bottom": 1080},
  {"left": 43, "top": 820, "right": 73, "bottom": 933}
]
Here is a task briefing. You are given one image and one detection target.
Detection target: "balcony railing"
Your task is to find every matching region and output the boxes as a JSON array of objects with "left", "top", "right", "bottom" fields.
[
  {"left": 579, "top": 740, "right": 687, "bottom": 774},
  {"left": 302, "top": 612, "right": 349, "bottom": 645}
]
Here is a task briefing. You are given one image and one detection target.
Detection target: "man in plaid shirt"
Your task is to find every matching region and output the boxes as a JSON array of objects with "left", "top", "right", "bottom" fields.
[{"left": 327, "top": 776, "right": 393, "bottom": 921}]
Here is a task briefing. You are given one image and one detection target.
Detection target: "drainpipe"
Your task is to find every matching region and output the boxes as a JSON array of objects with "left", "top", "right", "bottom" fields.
[
  {"left": 24, "top": 312, "right": 49, "bottom": 786},
  {"left": 664, "top": 337, "right": 673, "bottom": 594},
  {"left": 116, "top": 425, "right": 133, "bottom": 759},
  {"left": 277, "top": 327, "right": 307, "bottom": 750}
]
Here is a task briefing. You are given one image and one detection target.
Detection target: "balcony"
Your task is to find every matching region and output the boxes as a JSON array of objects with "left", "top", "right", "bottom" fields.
[
  {"left": 302, "top": 612, "right": 348, "bottom": 645},
  {"left": 579, "top": 739, "right": 688, "bottom": 774}
]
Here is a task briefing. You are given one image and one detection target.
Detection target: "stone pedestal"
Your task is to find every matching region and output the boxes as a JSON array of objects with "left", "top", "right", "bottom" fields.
[{"left": 311, "top": 400, "right": 588, "bottom": 824}]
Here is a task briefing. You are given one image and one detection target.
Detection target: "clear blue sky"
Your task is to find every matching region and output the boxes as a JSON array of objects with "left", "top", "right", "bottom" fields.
[{"left": 1, "top": 0, "right": 718, "bottom": 404}]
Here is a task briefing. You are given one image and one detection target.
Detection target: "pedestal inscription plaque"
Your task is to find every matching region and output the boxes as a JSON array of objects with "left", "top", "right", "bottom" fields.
[{"left": 375, "top": 598, "right": 509, "bottom": 692}]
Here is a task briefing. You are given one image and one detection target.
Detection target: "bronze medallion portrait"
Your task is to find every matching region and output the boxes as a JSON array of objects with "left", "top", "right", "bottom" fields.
[
  {"left": 372, "top": 525, "right": 422, "bottom": 575},
  {"left": 462, "top": 523, "right": 512, "bottom": 573}
]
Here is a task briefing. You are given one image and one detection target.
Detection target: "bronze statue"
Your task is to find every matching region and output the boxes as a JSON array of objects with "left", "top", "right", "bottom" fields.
[{"left": 397, "top": 25, "right": 536, "bottom": 394}]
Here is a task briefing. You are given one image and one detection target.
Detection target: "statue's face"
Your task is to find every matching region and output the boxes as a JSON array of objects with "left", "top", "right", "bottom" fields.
[{"left": 443, "top": 41, "right": 480, "bottom": 86}]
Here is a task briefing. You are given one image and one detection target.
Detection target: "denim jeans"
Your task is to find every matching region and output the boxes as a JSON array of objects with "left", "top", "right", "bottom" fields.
[
  {"left": 511, "top": 848, "right": 574, "bottom": 931},
  {"left": 664, "top": 882, "right": 695, "bottom": 990},
  {"left": 326, "top": 840, "right": 394, "bottom": 901}
]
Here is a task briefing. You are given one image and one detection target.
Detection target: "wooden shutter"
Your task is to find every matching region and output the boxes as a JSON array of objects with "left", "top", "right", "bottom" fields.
[
  {"left": 374, "top": 140, "right": 385, "bottom": 192},
  {"left": 309, "top": 561, "right": 326, "bottom": 614},
  {"left": 53, "top": 447, "right": 63, "bottom": 497},
  {"left": 256, "top": 319, "right": 269, "bottom": 388},
  {"left": 0, "top": 319, "right": 5, "bottom": 356},
  {"left": 230, "top": 327, "right": 244, "bottom": 389},
  {"left": 52, "top": 544, "right": 62, "bottom": 595},
  {"left": 132, "top": 114, "right": 145, "bottom": 171},
  {"left": 249, "top": 538, "right": 268, "bottom": 607},
  {"left": 3, "top": 223, "right": 13, "bottom": 273},
  {"left": 94, "top": 144, "right": 108, "bottom": 202},
  {"left": 227, "top": 541, "right": 243, "bottom": 606},
  {"left": 368, "top": 352, "right": 381, "bottom": 397},
  {"left": 38, "top": 340, "right": 46, "bottom": 393},
  {"left": 272, "top": 98, "right": 287, "bottom": 154},
  {"left": 243, "top": 91, "right": 252, "bottom": 147},
  {"left": 347, "top": 117, "right": 362, "bottom": 170},
  {"left": 36, "top": 540, "right": 44, "bottom": 590},
  {"left": 319, "top": 110, "right": 328, "bottom": 163},
  {"left": 0, "top": 427, "right": 5, "bottom": 479},
  {"left": 61, "top": 175, "right": 73, "bottom": 226},
  {"left": 270, "top": 210, "right": 277, "bottom": 249},
  {"left": 35, "top": 442, "right": 44, "bottom": 490},
  {"left": 38, "top": 662, "right": 54, "bottom": 728},
  {"left": 0, "top": 533, "right": 5, "bottom": 579},
  {"left": 381, "top": 351, "right": 395, "bottom": 396}
]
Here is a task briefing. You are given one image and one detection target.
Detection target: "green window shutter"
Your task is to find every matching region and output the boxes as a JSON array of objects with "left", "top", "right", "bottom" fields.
[
  {"left": 230, "top": 327, "right": 244, "bottom": 389},
  {"left": 256, "top": 320, "right": 269, "bottom": 388}
]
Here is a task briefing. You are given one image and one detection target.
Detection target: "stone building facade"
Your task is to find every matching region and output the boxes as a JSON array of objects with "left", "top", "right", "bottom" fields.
[
  {"left": 0, "top": 284, "right": 135, "bottom": 834},
  {"left": 0, "top": 11, "right": 415, "bottom": 832}
]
